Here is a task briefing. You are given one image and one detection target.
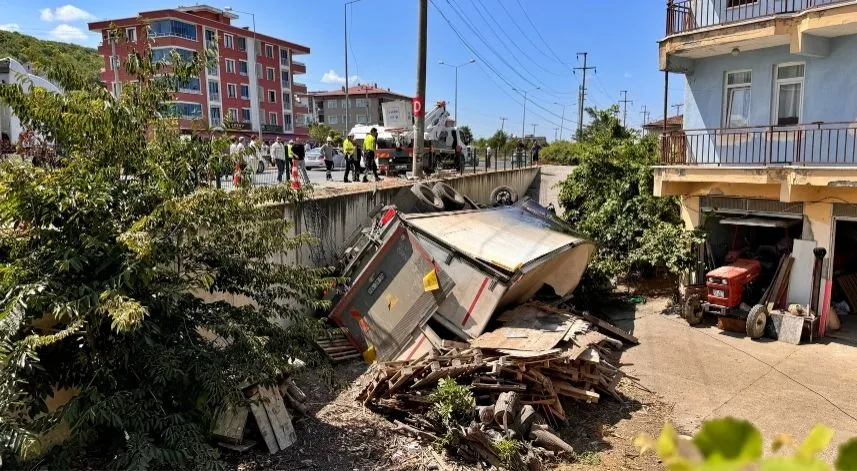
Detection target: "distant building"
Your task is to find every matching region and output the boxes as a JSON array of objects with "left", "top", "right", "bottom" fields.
[
  {"left": 88, "top": 5, "right": 310, "bottom": 139},
  {"left": 305, "top": 83, "right": 412, "bottom": 135},
  {"left": 642, "top": 115, "right": 682, "bottom": 136},
  {"left": 0, "top": 57, "right": 63, "bottom": 148}
]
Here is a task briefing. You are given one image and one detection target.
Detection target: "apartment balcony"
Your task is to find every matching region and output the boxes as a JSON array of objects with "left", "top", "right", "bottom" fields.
[
  {"left": 262, "top": 123, "right": 283, "bottom": 133},
  {"left": 660, "top": 0, "right": 857, "bottom": 72},
  {"left": 291, "top": 61, "right": 306, "bottom": 74},
  {"left": 655, "top": 121, "right": 857, "bottom": 202},
  {"left": 292, "top": 82, "right": 307, "bottom": 93},
  {"left": 225, "top": 121, "right": 252, "bottom": 131}
]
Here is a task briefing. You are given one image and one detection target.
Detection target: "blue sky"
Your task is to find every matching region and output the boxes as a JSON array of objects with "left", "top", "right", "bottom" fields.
[{"left": 0, "top": 0, "right": 681, "bottom": 139}]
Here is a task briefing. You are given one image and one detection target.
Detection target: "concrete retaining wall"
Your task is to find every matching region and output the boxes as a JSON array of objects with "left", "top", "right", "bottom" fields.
[{"left": 288, "top": 167, "right": 540, "bottom": 266}]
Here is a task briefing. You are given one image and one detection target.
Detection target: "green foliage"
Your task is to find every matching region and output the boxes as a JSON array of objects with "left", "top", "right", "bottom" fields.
[
  {"left": 487, "top": 130, "right": 509, "bottom": 154},
  {"left": 558, "top": 107, "right": 702, "bottom": 284},
  {"left": 309, "top": 122, "right": 342, "bottom": 143},
  {"left": 540, "top": 140, "right": 580, "bottom": 165},
  {"left": 458, "top": 125, "right": 473, "bottom": 145},
  {"left": 0, "top": 33, "right": 336, "bottom": 469},
  {"left": 493, "top": 439, "right": 520, "bottom": 466},
  {"left": 430, "top": 379, "right": 475, "bottom": 450},
  {"left": 0, "top": 30, "right": 102, "bottom": 82},
  {"left": 637, "top": 419, "right": 857, "bottom": 470},
  {"left": 574, "top": 450, "right": 602, "bottom": 465}
]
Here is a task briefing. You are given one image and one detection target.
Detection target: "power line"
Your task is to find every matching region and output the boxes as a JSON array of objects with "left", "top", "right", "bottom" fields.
[
  {"left": 672, "top": 103, "right": 684, "bottom": 115},
  {"left": 640, "top": 105, "right": 650, "bottom": 126},
  {"left": 512, "top": 0, "right": 574, "bottom": 70},
  {"left": 499, "top": 116, "right": 507, "bottom": 132},
  {"left": 619, "top": 90, "right": 633, "bottom": 128},
  {"left": 573, "top": 52, "right": 596, "bottom": 136}
]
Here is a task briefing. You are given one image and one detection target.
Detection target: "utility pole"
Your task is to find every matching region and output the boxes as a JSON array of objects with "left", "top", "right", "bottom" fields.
[
  {"left": 672, "top": 103, "right": 684, "bottom": 115},
  {"left": 344, "top": 0, "right": 361, "bottom": 138},
  {"left": 413, "top": 0, "right": 427, "bottom": 177},
  {"left": 554, "top": 127, "right": 559, "bottom": 141},
  {"left": 640, "top": 105, "right": 650, "bottom": 126},
  {"left": 531, "top": 123, "right": 537, "bottom": 137},
  {"left": 573, "top": 52, "right": 596, "bottom": 137},
  {"left": 619, "top": 90, "right": 633, "bottom": 128},
  {"left": 513, "top": 87, "right": 539, "bottom": 140},
  {"left": 499, "top": 116, "right": 507, "bottom": 133}
]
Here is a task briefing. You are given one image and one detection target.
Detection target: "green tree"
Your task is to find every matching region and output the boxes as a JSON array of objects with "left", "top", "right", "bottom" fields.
[
  {"left": 0, "top": 37, "right": 336, "bottom": 469},
  {"left": 540, "top": 140, "right": 580, "bottom": 165},
  {"left": 457, "top": 125, "right": 473, "bottom": 145},
  {"left": 559, "top": 107, "right": 701, "bottom": 285},
  {"left": 0, "top": 30, "right": 102, "bottom": 82},
  {"left": 487, "top": 130, "right": 508, "bottom": 154},
  {"left": 308, "top": 122, "right": 342, "bottom": 143}
]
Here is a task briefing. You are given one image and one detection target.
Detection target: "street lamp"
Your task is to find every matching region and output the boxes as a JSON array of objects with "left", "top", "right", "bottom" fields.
[
  {"left": 224, "top": 6, "right": 261, "bottom": 141},
  {"left": 438, "top": 59, "right": 476, "bottom": 125},
  {"left": 344, "top": 0, "right": 361, "bottom": 135},
  {"left": 512, "top": 86, "right": 539, "bottom": 139}
]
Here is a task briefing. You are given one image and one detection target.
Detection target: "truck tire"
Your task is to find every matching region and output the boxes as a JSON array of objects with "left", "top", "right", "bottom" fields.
[
  {"left": 411, "top": 183, "right": 444, "bottom": 212},
  {"left": 746, "top": 304, "right": 767, "bottom": 339},
  {"left": 683, "top": 294, "right": 704, "bottom": 326},
  {"left": 432, "top": 182, "right": 466, "bottom": 210},
  {"left": 490, "top": 185, "right": 519, "bottom": 206}
]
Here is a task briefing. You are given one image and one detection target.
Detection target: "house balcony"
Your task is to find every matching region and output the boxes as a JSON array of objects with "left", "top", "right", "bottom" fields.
[
  {"left": 655, "top": 121, "right": 857, "bottom": 203},
  {"left": 292, "top": 82, "right": 307, "bottom": 93},
  {"left": 660, "top": 0, "right": 857, "bottom": 72},
  {"left": 291, "top": 61, "right": 306, "bottom": 74},
  {"left": 262, "top": 123, "right": 283, "bottom": 133}
]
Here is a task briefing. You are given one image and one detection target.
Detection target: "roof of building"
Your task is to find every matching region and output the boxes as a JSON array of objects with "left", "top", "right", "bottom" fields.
[
  {"left": 307, "top": 83, "right": 410, "bottom": 99},
  {"left": 643, "top": 114, "right": 683, "bottom": 129}
]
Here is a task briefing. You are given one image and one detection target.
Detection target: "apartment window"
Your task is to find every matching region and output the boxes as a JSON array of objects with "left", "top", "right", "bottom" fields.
[
  {"left": 149, "top": 19, "right": 197, "bottom": 41},
  {"left": 228, "top": 108, "right": 238, "bottom": 121},
  {"left": 357, "top": 114, "right": 369, "bottom": 124},
  {"left": 210, "top": 106, "right": 221, "bottom": 125},
  {"left": 224, "top": 34, "right": 233, "bottom": 49},
  {"left": 207, "top": 64, "right": 218, "bottom": 76},
  {"left": 280, "top": 49, "right": 289, "bottom": 66},
  {"left": 340, "top": 99, "right": 347, "bottom": 108},
  {"left": 269, "top": 112, "right": 278, "bottom": 125},
  {"left": 240, "top": 84, "right": 249, "bottom": 99},
  {"left": 112, "top": 82, "right": 121, "bottom": 97},
  {"left": 241, "top": 108, "right": 251, "bottom": 122},
  {"left": 225, "top": 59, "right": 235, "bottom": 74},
  {"left": 727, "top": 0, "right": 758, "bottom": 7},
  {"left": 326, "top": 100, "right": 337, "bottom": 109},
  {"left": 125, "top": 27, "right": 136, "bottom": 42},
  {"left": 280, "top": 70, "right": 290, "bottom": 88},
  {"left": 227, "top": 83, "right": 237, "bottom": 98},
  {"left": 208, "top": 81, "right": 220, "bottom": 100},
  {"left": 355, "top": 98, "right": 369, "bottom": 108},
  {"left": 266, "top": 67, "right": 274, "bottom": 81},
  {"left": 258, "top": 86, "right": 264, "bottom": 102},
  {"left": 255, "top": 40, "right": 262, "bottom": 55},
  {"left": 724, "top": 70, "right": 751, "bottom": 128},
  {"left": 239, "top": 60, "right": 248, "bottom": 76},
  {"left": 164, "top": 102, "right": 203, "bottom": 119},
  {"left": 177, "top": 77, "right": 201, "bottom": 93},
  {"left": 284, "top": 113, "right": 293, "bottom": 130},
  {"left": 265, "top": 44, "right": 274, "bottom": 57},
  {"left": 237, "top": 37, "right": 246, "bottom": 52},
  {"left": 329, "top": 115, "right": 339, "bottom": 125},
  {"left": 204, "top": 29, "right": 216, "bottom": 50},
  {"left": 773, "top": 63, "right": 804, "bottom": 126},
  {"left": 282, "top": 91, "right": 291, "bottom": 108},
  {"left": 268, "top": 90, "right": 276, "bottom": 103},
  {"left": 152, "top": 47, "right": 196, "bottom": 65},
  {"left": 110, "top": 55, "right": 120, "bottom": 70}
]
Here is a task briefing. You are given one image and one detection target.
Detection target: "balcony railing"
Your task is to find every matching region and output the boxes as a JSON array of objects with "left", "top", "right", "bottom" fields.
[
  {"left": 262, "top": 124, "right": 283, "bottom": 133},
  {"left": 224, "top": 121, "right": 252, "bottom": 131},
  {"left": 666, "top": 0, "right": 850, "bottom": 35},
  {"left": 660, "top": 122, "right": 857, "bottom": 166}
]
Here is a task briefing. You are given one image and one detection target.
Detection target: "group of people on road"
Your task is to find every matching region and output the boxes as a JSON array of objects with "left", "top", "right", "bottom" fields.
[{"left": 342, "top": 127, "right": 381, "bottom": 183}]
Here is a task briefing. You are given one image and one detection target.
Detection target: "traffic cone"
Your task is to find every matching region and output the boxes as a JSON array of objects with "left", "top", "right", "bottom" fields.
[{"left": 290, "top": 160, "right": 301, "bottom": 189}]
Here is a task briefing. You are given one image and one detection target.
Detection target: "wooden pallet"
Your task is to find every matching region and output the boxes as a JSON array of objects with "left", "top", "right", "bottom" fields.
[
  {"left": 315, "top": 328, "right": 362, "bottom": 362},
  {"left": 837, "top": 273, "right": 857, "bottom": 313}
]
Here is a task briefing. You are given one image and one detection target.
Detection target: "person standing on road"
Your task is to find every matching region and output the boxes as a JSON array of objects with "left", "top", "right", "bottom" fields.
[
  {"left": 248, "top": 135, "right": 263, "bottom": 182},
  {"left": 486, "top": 146, "right": 493, "bottom": 169},
  {"left": 514, "top": 140, "right": 525, "bottom": 168},
  {"left": 532, "top": 142, "right": 541, "bottom": 166},
  {"left": 342, "top": 134, "right": 356, "bottom": 182},
  {"left": 321, "top": 137, "right": 335, "bottom": 181},
  {"left": 271, "top": 136, "right": 287, "bottom": 183},
  {"left": 362, "top": 128, "right": 381, "bottom": 182},
  {"left": 292, "top": 138, "right": 310, "bottom": 185}
]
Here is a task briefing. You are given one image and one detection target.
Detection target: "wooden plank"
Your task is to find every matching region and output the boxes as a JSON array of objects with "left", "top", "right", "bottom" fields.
[
  {"left": 761, "top": 255, "right": 787, "bottom": 305},
  {"left": 787, "top": 240, "right": 817, "bottom": 306},
  {"left": 212, "top": 404, "right": 250, "bottom": 444},
  {"left": 248, "top": 389, "right": 279, "bottom": 454},
  {"left": 217, "top": 440, "right": 257, "bottom": 452},
  {"left": 768, "top": 257, "right": 793, "bottom": 311},
  {"left": 259, "top": 386, "right": 297, "bottom": 451}
]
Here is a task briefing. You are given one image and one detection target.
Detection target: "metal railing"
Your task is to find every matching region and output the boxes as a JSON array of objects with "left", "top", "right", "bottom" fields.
[
  {"left": 666, "top": 0, "right": 850, "bottom": 35},
  {"left": 659, "top": 122, "right": 857, "bottom": 165},
  {"left": 261, "top": 124, "right": 283, "bottom": 133}
]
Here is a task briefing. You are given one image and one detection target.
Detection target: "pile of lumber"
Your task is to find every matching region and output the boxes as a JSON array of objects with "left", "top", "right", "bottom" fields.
[
  {"left": 356, "top": 305, "right": 624, "bottom": 468},
  {"left": 764, "top": 254, "right": 794, "bottom": 310},
  {"left": 315, "top": 327, "right": 362, "bottom": 363}
]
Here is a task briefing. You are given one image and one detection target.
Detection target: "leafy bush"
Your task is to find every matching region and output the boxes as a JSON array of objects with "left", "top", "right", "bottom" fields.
[
  {"left": 0, "top": 36, "right": 336, "bottom": 468},
  {"left": 540, "top": 140, "right": 580, "bottom": 165},
  {"left": 493, "top": 439, "right": 520, "bottom": 466},
  {"left": 636, "top": 418, "right": 857, "bottom": 470},
  {"left": 558, "top": 107, "right": 702, "bottom": 284},
  {"left": 430, "top": 379, "right": 475, "bottom": 449}
]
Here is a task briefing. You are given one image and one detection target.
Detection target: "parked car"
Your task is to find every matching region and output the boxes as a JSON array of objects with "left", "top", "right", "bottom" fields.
[{"left": 305, "top": 148, "right": 346, "bottom": 169}]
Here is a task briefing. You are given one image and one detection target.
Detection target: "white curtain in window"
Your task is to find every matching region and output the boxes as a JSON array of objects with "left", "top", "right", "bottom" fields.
[
  {"left": 777, "top": 83, "right": 801, "bottom": 124},
  {"left": 727, "top": 87, "right": 751, "bottom": 128}
]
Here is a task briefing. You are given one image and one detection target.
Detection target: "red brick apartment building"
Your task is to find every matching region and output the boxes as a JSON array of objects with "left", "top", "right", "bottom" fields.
[{"left": 88, "top": 4, "right": 310, "bottom": 139}]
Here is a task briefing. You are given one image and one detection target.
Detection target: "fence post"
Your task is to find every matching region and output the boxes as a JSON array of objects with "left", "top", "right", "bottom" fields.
[{"left": 767, "top": 126, "right": 774, "bottom": 165}]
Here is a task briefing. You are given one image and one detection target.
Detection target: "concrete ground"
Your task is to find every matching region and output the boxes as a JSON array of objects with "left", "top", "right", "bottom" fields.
[{"left": 605, "top": 297, "right": 857, "bottom": 461}]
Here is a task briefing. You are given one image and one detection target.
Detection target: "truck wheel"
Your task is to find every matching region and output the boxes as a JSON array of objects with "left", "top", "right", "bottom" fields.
[
  {"left": 746, "top": 304, "right": 767, "bottom": 339},
  {"left": 490, "top": 186, "right": 519, "bottom": 206},
  {"left": 411, "top": 183, "right": 444, "bottom": 212},
  {"left": 683, "top": 294, "right": 704, "bottom": 325},
  {"left": 432, "top": 182, "right": 466, "bottom": 210}
]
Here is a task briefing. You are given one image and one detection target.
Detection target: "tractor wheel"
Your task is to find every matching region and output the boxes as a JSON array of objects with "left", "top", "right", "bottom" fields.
[
  {"left": 746, "top": 304, "right": 768, "bottom": 339},
  {"left": 683, "top": 294, "right": 704, "bottom": 325}
]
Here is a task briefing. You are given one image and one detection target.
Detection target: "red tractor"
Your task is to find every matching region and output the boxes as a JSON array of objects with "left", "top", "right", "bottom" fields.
[{"left": 684, "top": 258, "right": 768, "bottom": 337}]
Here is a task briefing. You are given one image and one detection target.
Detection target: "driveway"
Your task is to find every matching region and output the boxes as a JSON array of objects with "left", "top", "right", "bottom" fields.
[{"left": 604, "top": 297, "right": 857, "bottom": 462}]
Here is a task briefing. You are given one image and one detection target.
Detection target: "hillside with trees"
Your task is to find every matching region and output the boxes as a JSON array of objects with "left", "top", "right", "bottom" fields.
[{"left": 0, "top": 30, "right": 102, "bottom": 81}]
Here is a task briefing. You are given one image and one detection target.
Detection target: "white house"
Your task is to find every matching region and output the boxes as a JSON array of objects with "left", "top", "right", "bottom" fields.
[{"left": 0, "top": 57, "right": 63, "bottom": 148}]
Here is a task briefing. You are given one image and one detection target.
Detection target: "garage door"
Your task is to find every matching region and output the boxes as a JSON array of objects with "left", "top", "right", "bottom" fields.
[{"left": 700, "top": 196, "right": 803, "bottom": 219}]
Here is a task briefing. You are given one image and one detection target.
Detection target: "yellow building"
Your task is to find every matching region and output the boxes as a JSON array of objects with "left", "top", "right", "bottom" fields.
[{"left": 657, "top": 0, "right": 857, "bottom": 332}]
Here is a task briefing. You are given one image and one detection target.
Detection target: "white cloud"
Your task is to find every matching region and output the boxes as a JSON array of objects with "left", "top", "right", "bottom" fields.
[
  {"left": 0, "top": 23, "right": 21, "bottom": 32},
  {"left": 40, "top": 5, "right": 95, "bottom": 22},
  {"left": 623, "top": 72, "right": 634, "bottom": 79},
  {"left": 49, "top": 24, "right": 88, "bottom": 42},
  {"left": 321, "top": 69, "right": 360, "bottom": 85}
]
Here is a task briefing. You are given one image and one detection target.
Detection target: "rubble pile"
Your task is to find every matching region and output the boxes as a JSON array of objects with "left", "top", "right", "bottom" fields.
[{"left": 355, "top": 302, "right": 624, "bottom": 468}]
